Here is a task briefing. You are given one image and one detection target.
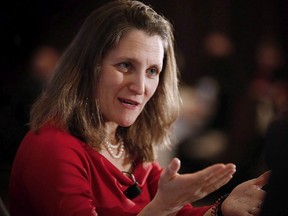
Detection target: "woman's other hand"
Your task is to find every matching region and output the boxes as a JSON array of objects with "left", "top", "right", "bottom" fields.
[{"left": 221, "top": 171, "right": 270, "bottom": 216}]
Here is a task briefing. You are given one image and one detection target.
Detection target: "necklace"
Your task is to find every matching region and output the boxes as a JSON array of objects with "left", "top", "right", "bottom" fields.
[{"left": 104, "top": 139, "right": 125, "bottom": 159}]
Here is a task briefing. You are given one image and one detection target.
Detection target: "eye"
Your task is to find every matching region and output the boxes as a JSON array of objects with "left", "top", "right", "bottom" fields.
[
  {"left": 117, "top": 62, "right": 131, "bottom": 72},
  {"left": 146, "top": 68, "right": 159, "bottom": 77}
]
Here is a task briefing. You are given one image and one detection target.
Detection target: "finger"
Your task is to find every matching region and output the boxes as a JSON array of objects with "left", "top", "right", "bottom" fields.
[
  {"left": 201, "top": 165, "right": 235, "bottom": 193},
  {"left": 196, "top": 163, "right": 236, "bottom": 182},
  {"left": 254, "top": 170, "right": 271, "bottom": 188},
  {"left": 161, "top": 158, "right": 181, "bottom": 182},
  {"left": 184, "top": 163, "right": 235, "bottom": 195},
  {"left": 167, "top": 158, "right": 181, "bottom": 174}
]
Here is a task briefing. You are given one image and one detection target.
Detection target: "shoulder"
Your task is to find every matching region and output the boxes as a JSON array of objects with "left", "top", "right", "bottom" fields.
[
  {"left": 13, "top": 123, "right": 92, "bottom": 171},
  {"left": 11, "top": 124, "right": 97, "bottom": 186},
  {"left": 23, "top": 123, "right": 85, "bottom": 152}
]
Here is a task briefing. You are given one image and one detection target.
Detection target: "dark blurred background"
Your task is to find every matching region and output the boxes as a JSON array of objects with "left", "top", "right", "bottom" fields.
[{"left": 1, "top": 0, "right": 288, "bottom": 209}]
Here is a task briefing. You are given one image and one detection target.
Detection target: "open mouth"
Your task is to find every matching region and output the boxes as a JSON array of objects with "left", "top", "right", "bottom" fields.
[{"left": 118, "top": 98, "right": 140, "bottom": 106}]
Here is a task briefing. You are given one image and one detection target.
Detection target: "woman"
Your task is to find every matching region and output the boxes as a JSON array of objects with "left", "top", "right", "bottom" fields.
[{"left": 9, "top": 0, "right": 268, "bottom": 215}]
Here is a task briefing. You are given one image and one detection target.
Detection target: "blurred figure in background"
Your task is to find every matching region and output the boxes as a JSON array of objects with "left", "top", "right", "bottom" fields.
[
  {"left": 260, "top": 110, "right": 288, "bottom": 216},
  {"left": 29, "top": 45, "right": 60, "bottom": 87},
  {"left": 16, "top": 45, "right": 60, "bottom": 126},
  {"left": 1, "top": 44, "right": 60, "bottom": 165},
  {"left": 197, "top": 31, "right": 239, "bottom": 132},
  {"left": 250, "top": 38, "right": 287, "bottom": 127},
  {"left": 8, "top": 45, "right": 60, "bottom": 160}
]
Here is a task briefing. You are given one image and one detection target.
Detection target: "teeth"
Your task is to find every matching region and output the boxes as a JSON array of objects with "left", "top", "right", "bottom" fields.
[
  {"left": 119, "top": 98, "right": 136, "bottom": 105},
  {"left": 124, "top": 101, "right": 133, "bottom": 105}
]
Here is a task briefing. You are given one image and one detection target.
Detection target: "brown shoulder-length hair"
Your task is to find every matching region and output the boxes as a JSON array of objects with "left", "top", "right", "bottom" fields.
[{"left": 30, "top": 0, "right": 181, "bottom": 162}]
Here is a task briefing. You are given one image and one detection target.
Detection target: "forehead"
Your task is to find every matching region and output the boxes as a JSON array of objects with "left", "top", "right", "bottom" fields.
[{"left": 106, "top": 29, "right": 165, "bottom": 65}]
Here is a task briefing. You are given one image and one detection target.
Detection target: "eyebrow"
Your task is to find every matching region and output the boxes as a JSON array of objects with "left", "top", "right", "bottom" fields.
[{"left": 116, "top": 56, "right": 163, "bottom": 70}]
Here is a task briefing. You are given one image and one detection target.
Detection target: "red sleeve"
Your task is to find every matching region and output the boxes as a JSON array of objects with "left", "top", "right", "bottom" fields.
[
  {"left": 177, "top": 205, "right": 211, "bottom": 216},
  {"left": 9, "top": 128, "right": 98, "bottom": 216}
]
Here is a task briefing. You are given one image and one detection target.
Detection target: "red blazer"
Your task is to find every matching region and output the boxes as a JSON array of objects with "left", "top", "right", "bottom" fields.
[{"left": 9, "top": 124, "right": 210, "bottom": 216}]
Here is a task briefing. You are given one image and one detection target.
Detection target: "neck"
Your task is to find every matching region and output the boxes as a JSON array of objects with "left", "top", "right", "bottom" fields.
[{"left": 104, "top": 121, "right": 119, "bottom": 142}]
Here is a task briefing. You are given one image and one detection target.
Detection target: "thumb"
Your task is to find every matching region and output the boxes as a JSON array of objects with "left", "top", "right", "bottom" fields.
[
  {"left": 161, "top": 158, "right": 181, "bottom": 182},
  {"left": 167, "top": 157, "right": 181, "bottom": 175},
  {"left": 254, "top": 170, "right": 271, "bottom": 188}
]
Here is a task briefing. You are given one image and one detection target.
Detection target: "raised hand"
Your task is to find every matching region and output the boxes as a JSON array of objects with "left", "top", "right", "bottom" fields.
[
  {"left": 221, "top": 171, "right": 270, "bottom": 216},
  {"left": 152, "top": 158, "right": 236, "bottom": 214}
]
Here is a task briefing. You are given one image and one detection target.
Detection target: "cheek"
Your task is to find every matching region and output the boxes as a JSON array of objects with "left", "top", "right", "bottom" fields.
[
  {"left": 98, "top": 74, "right": 121, "bottom": 98},
  {"left": 95, "top": 81, "right": 112, "bottom": 105},
  {"left": 146, "top": 79, "right": 159, "bottom": 100}
]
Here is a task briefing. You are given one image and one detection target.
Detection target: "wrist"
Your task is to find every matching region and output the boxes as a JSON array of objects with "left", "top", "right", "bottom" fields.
[
  {"left": 139, "top": 198, "right": 178, "bottom": 216},
  {"left": 211, "top": 193, "right": 229, "bottom": 216}
]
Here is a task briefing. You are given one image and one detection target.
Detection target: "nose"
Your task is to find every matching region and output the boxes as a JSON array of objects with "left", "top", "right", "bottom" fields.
[{"left": 128, "top": 72, "right": 145, "bottom": 95}]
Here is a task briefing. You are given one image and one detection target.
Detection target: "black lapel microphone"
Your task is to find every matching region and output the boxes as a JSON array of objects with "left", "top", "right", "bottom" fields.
[{"left": 122, "top": 171, "right": 142, "bottom": 199}]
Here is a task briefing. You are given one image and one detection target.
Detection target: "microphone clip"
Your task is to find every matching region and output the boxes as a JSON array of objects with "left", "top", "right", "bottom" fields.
[{"left": 122, "top": 171, "right": 142, "bottom": 199}]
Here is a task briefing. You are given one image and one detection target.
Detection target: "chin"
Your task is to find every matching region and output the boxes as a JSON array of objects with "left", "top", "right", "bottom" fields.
[
  {"left": 117, "top": 118, "right": 137, "bottom": 127},
  {"left": 118, "top": 122, "right": 134, "bottom": 127}
]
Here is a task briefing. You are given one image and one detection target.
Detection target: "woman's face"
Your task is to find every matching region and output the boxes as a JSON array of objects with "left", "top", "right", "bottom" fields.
[{"left": 97, "top": 29, "right": 164, "bottom": 127}]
